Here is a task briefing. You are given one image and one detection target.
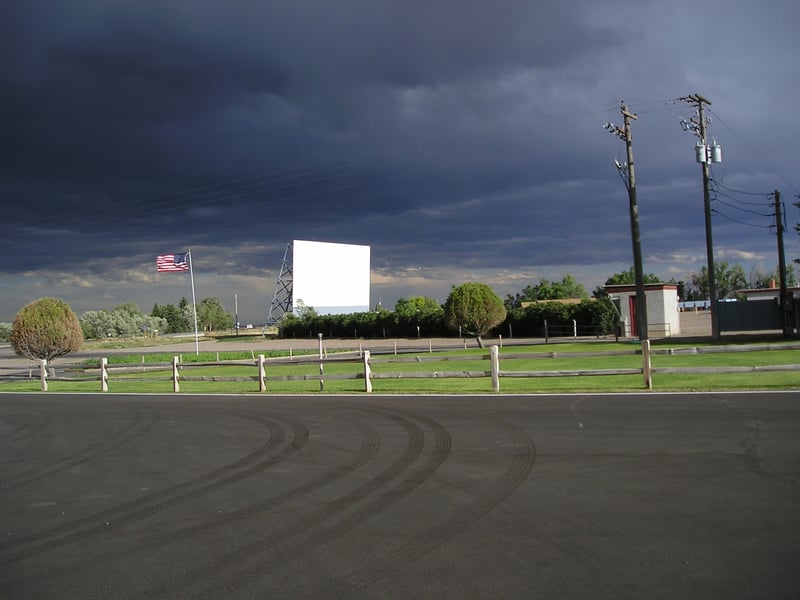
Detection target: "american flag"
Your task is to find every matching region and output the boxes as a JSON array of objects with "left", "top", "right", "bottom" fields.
[{"left": 156, "top": 253, "right": 189, "bottom": 272}]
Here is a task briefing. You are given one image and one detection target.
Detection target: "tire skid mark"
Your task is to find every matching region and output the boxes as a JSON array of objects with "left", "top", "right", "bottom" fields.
[
  {"left": 0, "top": 410, "right": 52, "bottom": 444},
  {"left": 200, "top": 409, "right": 453, "bottom": 600},
  {"left": 325, "top": 418, "right": 536, "bottom": 599},
  {"left": 0, "top": 402, "right": 157, "bottom": 492},
  {"left": 154, "top": 421, "right": 381, "bottom": 544},
  {"left": 0, "top": 414, "right": 292, "bottom": 558},
  {"left": 15, "top": 421, "right": 381, "bottom": 586},
  {"left": 0, "top": 414, "right": 306, "bottom": 564},
  {"left": 130, "top": 410, "right": 438, "bottom": 600}
]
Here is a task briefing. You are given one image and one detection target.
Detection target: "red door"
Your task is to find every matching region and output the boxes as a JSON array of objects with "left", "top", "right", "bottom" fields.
[{"left": 628, "top": 296, "right": 637, "bottom": 337}]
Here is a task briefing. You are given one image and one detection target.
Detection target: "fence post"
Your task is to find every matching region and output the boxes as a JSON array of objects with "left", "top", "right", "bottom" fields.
[
  {"left": 499, "top": 334, "right": 503, "bottom": 348},
  {"left": 101, "top": 358, "right": 108, "bottom": 392},
  {"left": 40, "top": 359, "right": 48, "bottom": 392},
  {"left": 642, "top": 339, "right": 653, "bottom": 390},
  {"left": 363, "top": 350, "right": 372, "bottom": 393},
  {"left": 172, "top": 356, "right": 180, "bottom": 393},
  {"left": 258, "top": 354, "right": 266, "bottom": 392},
  {"left": 544, "top": 320, "right": 549, "bottom": 344},
  {"left": 428, "top": 339, "right": 432, "bottom": 353},
  {"left": 573, "top": 319, "right": 577, "bottom": 339},
  {"left": 318, "top": 333, "right": 324, "bottom": 392},
  {"left": 490, "top": 345, "right": 500, "bottom": 392}
]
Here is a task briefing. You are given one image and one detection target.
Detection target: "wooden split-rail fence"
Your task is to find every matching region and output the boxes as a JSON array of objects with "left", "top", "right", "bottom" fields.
[{"left": 12, "top": 341, "right": 800, "bottom": 393}]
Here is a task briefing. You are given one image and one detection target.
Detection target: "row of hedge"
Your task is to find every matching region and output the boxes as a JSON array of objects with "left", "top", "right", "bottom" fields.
[{"left": 278, "top": 299, "right": 618, "bottom": 339}]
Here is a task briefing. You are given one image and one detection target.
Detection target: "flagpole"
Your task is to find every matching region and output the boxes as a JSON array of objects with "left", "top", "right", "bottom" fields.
[{"left": 187, "top": 249, "right": 200, "bottom": 355}]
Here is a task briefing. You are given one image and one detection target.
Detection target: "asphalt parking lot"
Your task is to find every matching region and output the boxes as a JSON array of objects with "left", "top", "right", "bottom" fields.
[{"left": 1, "top": 391, "right": 798, "bottom": 599}]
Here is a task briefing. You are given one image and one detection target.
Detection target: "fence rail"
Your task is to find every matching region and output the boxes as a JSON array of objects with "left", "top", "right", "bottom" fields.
[{"left": 6, "top": 341, "right": 799, "bottom": 393}]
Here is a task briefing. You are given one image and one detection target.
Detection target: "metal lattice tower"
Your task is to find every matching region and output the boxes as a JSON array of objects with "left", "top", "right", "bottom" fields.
[{"left": 266, "top": 243, "right": 293, "bottom": 325}]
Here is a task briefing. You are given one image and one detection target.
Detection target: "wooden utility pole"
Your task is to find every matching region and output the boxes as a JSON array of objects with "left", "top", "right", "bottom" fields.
[
  {"left": 606, "top": 104, "right": 648, "bottom": 341},
  {"left": 774, "top": 190, "right": 791, "bottom": 336},
  {"left": 681, "top": 93, "right": 720, "bottom": 340}
]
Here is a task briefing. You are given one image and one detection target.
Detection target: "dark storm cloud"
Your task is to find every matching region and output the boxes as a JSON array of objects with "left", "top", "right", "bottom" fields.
[
  {"left": 3, "top": 0, "right": 627, "bottom": 254},
  {"left": 1, "top": 0, "right": 624, "bottom": 176}
]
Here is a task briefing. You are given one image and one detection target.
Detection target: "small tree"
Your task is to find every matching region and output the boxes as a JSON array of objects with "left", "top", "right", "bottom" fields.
[
  {"left": 293, "top": 299, "right": 318, "bottom": 322},
  {"left": 81, "top": 310, "right": 117, "bottom": 339},
  {"left": 196, "top": 297, "right": 232, "bottom": 332},
  {"left": 506, "top": 274, "right": 589, "bottom": 309},
  {"left": 11, "top": 297, "right": 83, "bottom": 361},
  {"left": 691, "top": 261, "right": 748, "bottom": 300},
  {"left": 394, "top": 296, "right": 444, "bottom": 337},
  {"left": 593, "top": 266, "right": 663, "bottom": 298},
  {"left": 394, "top": 296, "right": 442, "bottom": 318},
  {"left": 443, "top": 282, "right": 506, "bottom": 347}
]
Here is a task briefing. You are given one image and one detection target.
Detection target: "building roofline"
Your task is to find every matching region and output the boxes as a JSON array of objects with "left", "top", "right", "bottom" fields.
[{"left": 604, "top": 283, "right": 678, "bottom": 292}]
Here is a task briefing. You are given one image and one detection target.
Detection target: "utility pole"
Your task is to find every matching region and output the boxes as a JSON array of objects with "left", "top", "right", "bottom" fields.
[
  {"left": 605, "top": 103, "right": 648, "bottom": 341},
  {"left": 680, "top": 93, "right": 721, "bottom": 340},
  {"left": 774, "top": 190, "right": 791, "bottom": 336}
]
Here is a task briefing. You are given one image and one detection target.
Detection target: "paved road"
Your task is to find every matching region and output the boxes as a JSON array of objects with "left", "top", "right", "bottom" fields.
[{"left": 1, "top": 392, "right": 798, "bottom": 599}]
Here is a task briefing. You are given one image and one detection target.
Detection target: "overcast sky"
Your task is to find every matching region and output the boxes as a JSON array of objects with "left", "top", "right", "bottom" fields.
[{"left": 2, "top": 0, "right": 798, "bottom": 324}]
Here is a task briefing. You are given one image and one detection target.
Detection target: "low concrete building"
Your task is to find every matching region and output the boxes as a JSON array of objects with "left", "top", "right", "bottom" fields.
[
  {"left": 605, "top": 283, "right": 681, "bottom": 337},
  {"left": 738, "top": 286, "right": 800, "bottom": 302}
]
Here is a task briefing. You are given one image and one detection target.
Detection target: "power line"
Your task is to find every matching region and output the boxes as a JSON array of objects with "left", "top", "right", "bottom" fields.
[
  {"left": 708, "top": 108, "right": 800, "bottom": 196},
  {"left": 714, "top": 190, "right": 772, "bottom": 217},
  {"left": 711, "top": 208, "right": 772, "bottom": 228},
  {"left": 710, "top": 177, "right": 774, "bottom": 199}
]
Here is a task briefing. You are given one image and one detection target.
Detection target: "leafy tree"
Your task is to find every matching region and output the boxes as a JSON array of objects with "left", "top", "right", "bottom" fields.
[
  {"left": 114, "top": 302, "right": 142, "bottom": 316},
  {"left": 603, "top": 266, "right": 662, "bottom": 286},
  {"left": 293, "top": 299, "right": 318, "bottom": 322},
  {"left": 393, "top": 296, "right": 444, "bottom": 337},
  {"left": 0, "top": 322, "right": 11, "bottom": 343},
  {"left": 677, "top": 280, "right": 703, "bottom": 302},
  {"left": 443, "top": 282, "right": 506, "bottom": 346},
  {"left": 278, "top": 311, "right": 301, "bottom": 337},
  {"left": 572, "top": 299, "right": 618, "bottom": 336},
  {"left": 180, "top": 304, "right": 196, "bottom": 331},
  {"left": 81, "top": 310, "right": 117, "bottom": 339},
  {"left": 151, "top": 302, "right": 191, "bottom": 333},
  {"left": 749, "top": 264, "right": 798, "bottom": 288},
  {"left": 691, "top": 261, "right": 748, "bottom": 300},
  {"left": 786, "top": 264, "right": 797, "bottom": 287},
  {"left": 593, "top": 266, "right": 663, "bottom": 298},
  {"left": 82, "top": 309, "right": 167, "bottom": 339},
  {"left": 11, "top": 297, "right": 83, "bottom": 361},
  {"left": 506, "top": 275, "right": 588, "bottom": 309},
  {"left": 503, "top": 296, "right": 618, "bottom": 338},
  {"left": 394, "top": 296, "right": 442, "bottom": 318},
  {"left": 197, "top": 297, "right": 232, "bottom": 332}
]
